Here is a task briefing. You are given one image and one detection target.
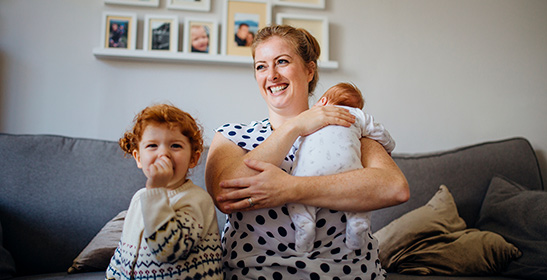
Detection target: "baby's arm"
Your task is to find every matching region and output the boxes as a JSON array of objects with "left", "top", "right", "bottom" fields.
[
  {"left": 139, "top": 188, "right": 207, "bottom": 263},
  {"left": 360, "top": 111, "right": 395, "bottom": 154}
]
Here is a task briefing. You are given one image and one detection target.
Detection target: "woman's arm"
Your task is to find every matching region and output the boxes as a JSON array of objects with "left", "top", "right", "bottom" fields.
[
  {"left": 216, "top": 137, "right": 409, "bottom": 213},
  {"left": 206, "top": 106, "right": 356, "bottom": 213}
]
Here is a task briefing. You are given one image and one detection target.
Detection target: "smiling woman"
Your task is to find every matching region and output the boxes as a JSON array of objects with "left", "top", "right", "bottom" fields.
[{"left": 205, "top": 24, "right": 409, "bottom": 279}]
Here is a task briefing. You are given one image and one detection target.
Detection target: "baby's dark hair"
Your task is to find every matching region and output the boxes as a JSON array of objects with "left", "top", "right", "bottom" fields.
[
  {"left": 119, "top": 104, "right": 203, "bottom": 158},
  {"left": 322, "top": 82, "right": 365, "bottom": 109}
]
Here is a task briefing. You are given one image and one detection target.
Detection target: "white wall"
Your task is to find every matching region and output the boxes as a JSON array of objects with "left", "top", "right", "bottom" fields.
[{"left": 1, "top": 0, "right": 546, "bottom": 185}]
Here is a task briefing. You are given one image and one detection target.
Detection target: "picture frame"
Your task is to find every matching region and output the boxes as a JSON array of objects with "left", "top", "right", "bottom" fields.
[
  {"left": 143, "top": 15, "right": 179, "bottom": 52},
  {"left": 276, "top": 13, "right": 329, "bottom": 61},
  {"left": 101, "top": 12, "right": 137, "bottom": 50},
  {"left": 167, "top": 0, "right": 211, "bottom": 12},
  {"left": 183, "top": 18, "right": 219, "bottom": 55},
  {"left": 273, "top": 0, "right": 325, "bottom": 9},
  {"left": 104, "top": 0, "right": 159, "bottom": 7},
  {"left": 222, "top": 0, "right": 271, "bottom": 57}
]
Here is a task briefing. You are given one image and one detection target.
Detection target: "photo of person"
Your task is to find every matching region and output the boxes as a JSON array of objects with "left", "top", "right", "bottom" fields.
[
  {"left": 151, "top": 21, "right": 171, "bottom": 50},
  {"left": 190, "top": 24, "right": 210, "bottom": 53},
  {"left": 233, "top": 13, "right": 259, "bottom": 47},
  {"left": 108, "top": 20, "right": 128, "bottom": 48}
]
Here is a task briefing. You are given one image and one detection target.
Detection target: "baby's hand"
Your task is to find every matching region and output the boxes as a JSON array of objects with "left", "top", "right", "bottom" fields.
[{"left": 146, "top": 155, "right": 173, "bottom": 189}]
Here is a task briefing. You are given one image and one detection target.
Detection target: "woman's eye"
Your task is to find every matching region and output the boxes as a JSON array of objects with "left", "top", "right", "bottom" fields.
[
  {"left": 255, "top": 64, "right": 265, "bottom": 71},
  {"left": 278, "top": 59, "right": 289, "bottom": 65}
]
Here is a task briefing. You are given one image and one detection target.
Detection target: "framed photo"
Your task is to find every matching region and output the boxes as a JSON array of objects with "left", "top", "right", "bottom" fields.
[
  {"left": 167, "top": 0, "right": 211, "bottom": 12},
  {"left": 101, "top": 12, "right": 137, "bottom": 50},
  {"left": 143, "top": 15, "right": 179, "bottom": 52},
  {"left": 183, "top": 18, "right": 218, "bottom": 54},
  {"left": 273, "top": 0, "right": 324, "bottom": 9},
  {"left": 105, "top": 0, "right": 159, "bottom": 7},
  {"left": 222, "top": 0, "right": 271, "bottom": 57},
  {"left": 276, "top": 13, "right": 329, "bottom": 61}
]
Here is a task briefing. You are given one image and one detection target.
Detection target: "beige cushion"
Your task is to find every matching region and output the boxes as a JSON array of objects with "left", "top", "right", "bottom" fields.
[
  {"left": 374, "top": 185, "right": 521, "bottom": 275},
  {"left": 67, "top": 211, "right": 125, "bottom": 274}
]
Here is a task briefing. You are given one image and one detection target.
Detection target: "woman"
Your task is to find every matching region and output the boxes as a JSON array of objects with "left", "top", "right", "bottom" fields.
[{"left": 206, "top": 25, "right": 409, "bottom": 279}]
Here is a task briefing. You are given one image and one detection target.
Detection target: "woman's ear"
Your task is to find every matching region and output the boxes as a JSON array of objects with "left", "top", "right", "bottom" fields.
[{"left": 306, "top": 62, "right": 316, "bottom": 83}]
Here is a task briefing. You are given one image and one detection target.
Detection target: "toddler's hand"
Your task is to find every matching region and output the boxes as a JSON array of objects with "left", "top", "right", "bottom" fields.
[{"left": 146, "top": 155, "right": 173, "bottom": 189}]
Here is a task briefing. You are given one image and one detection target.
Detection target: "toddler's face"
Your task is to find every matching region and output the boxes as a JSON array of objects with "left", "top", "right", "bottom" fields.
[
  {"left": 191, "top": 26, "right": 209, "bottom": 52},
  {"left": 133, "top": 123, "right": 197, "bottom": 189}
]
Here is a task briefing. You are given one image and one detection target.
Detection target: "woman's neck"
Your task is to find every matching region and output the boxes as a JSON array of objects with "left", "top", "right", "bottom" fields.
[{"left": 268, "top": 106, "right": 308, "bottom": 130}]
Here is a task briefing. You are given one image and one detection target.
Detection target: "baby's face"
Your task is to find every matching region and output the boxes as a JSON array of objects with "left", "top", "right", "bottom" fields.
[{"left": 191, "top": 26, "right": 209, "bottom": 52}]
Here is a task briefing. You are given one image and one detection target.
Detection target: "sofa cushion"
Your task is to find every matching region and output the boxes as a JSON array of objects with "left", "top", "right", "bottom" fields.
[
  {"left": 374, "top": 138, "right": 544, "bottom": 232},
  {"left": 68, "top": 211, "right": 125, "bottom": 274},
  {"left": 477, "top": 175, "right": 547, "bottom": 280},
  {"left": 375, "top": 185, "right": 521, "bottom": 276},
  {"left": 0, "top": 133, "right": 146, "bottom": 276}
]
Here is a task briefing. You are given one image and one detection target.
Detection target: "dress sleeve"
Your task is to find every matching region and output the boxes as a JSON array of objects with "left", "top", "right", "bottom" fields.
[{"left": 139, "top": 187, "right": 207, "bottom": 263}]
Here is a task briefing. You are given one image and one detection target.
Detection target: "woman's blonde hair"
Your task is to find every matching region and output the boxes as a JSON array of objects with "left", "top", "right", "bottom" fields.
[{"left": 251, "top": 24, "right": 321, "bottom": 96}]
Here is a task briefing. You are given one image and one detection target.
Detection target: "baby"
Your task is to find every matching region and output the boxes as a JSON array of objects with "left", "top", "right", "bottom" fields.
[
  {"left": 190, "top": 24, "right": 210, "bottom": 53},
  {"left": 289, "top": 82, "right": 395, "bottom": 252},
  {"left": 106, "top": 104, "right": 222, "bottom": 279}
]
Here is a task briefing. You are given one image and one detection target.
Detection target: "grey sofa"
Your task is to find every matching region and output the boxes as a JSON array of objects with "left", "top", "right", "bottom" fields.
[{"left": 0, "top": 133, "right": 545, "bottom": 279}]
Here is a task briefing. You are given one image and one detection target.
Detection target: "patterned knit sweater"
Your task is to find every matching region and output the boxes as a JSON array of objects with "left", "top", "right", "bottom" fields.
[{"left": 105, "top": 180, "right": 222, "bottom": 280}]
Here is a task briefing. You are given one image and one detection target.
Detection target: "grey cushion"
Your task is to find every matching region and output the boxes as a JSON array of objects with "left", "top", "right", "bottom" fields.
[
  {"left": 0, "top": 134, "right": 146, "bottom": 276},
  {"left": 373, "top": 138, "right": 544, "bottom": 232},
  {"left": 476, "top": 175, "right": 547, "bottom": 280}
]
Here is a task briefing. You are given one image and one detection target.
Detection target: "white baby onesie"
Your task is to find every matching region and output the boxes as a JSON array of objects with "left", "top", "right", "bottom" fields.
[{"left": 288, "top": 106, "right": 395, "bottom": 252}]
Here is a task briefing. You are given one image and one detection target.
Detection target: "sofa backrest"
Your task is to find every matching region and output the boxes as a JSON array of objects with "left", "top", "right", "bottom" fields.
[
  {"left": 372, "top": 137, "right": 544, "bottom": 231},
  {"left": 0, "top": 133, "right": 146, "bottom": 276}
]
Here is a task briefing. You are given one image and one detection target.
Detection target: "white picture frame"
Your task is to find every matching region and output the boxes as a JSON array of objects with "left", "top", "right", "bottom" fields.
[
  {"left": 167, "top": 0, "right": 211, "bottom": 12},
  {"left": 183, "top": 18, "right": 219, "bottom": 55},
  {"left": 222, "top": 0, "right": 271, "bottom": 57},
  {"left": 101, "top": 12, "right": 137, "bottom": 50},
  {"left": 105, "top": 0, "right": 159, "bottom": 7},
  {"left": 143, "top": 15, "right": 179, "bottom": 52},
  {"left": 273, "top": 0, "right": 324, "bottom": 9},
  {"left": 276, "top": 13, "right": 329, "bottom": 61}
]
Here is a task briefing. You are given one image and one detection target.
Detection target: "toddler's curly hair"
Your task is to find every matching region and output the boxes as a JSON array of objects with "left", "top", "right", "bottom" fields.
[{"left": 119, "top": 104, "right": 203, "bottom": 159}]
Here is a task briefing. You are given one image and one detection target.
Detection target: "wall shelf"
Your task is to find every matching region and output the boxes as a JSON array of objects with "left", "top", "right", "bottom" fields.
[{"left": 92, "top": 48, "right": 339, "bottom": 69}]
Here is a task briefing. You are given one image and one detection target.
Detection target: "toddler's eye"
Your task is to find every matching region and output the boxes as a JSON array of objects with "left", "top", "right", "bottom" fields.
[
  {"left": 146, "top": 144, "right": 157, "bottom": 148},
  {"left": 171, "top": 144, "right": 183, "bottom": 149}
]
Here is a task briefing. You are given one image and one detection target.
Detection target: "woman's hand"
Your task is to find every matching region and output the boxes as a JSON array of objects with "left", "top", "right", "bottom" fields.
[
  {"left": 288, "top": 105, "right": 356, "bottom": 137},
  {"left": 216, "top": 159, "right": 294, "bottom": 213}
]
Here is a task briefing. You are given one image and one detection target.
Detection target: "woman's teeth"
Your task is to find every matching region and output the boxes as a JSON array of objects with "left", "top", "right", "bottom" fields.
[{"left": 270, "top": 85, "right": 287, "bottom": 93}]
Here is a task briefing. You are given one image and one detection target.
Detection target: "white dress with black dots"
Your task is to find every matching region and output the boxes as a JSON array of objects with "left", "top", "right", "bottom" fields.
[{"left": 216, "top": 119, "right": 386, "bottom": 280}]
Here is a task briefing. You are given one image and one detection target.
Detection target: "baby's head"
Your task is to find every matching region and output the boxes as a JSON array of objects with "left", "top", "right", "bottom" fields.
[
  {"left": 119, "top": 104, "right": 203, "bottom": 162},
  {"left": 317, "top": 82, "right": 364, "bottom": 109},
  {"left": 190, "top": 24, "right": 210, "bottom": 52}
]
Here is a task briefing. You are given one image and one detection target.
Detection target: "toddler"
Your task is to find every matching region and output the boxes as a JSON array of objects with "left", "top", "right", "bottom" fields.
[
  {"left": 289, "top": 82, "right": 395, "bottom": 252},
  {"left": 106, "top": 104, "right": 222, "bottom": 280}
]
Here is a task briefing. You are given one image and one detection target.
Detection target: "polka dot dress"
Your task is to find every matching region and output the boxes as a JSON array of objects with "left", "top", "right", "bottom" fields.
[{"left": 216, "top": 119, "right": 386, "bottom": 280}]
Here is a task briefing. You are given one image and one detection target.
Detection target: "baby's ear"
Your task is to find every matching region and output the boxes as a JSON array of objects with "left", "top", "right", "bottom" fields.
[{"left": 314, "top": 96, "right": 329, "bottom": 107}]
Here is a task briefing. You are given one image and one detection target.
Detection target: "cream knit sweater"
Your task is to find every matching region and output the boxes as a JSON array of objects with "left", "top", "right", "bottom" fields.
[{"left": 106, "top": 180, "right": 222, "bottom": 280}]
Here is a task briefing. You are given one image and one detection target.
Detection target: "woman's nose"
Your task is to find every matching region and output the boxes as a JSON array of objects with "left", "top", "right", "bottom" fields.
[{"left": 268, "top": 68, "right": 279, "bottom": 81}]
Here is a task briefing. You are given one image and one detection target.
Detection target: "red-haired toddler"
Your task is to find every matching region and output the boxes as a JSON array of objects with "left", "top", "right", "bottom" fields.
[{"left": 106, "top": 104, "right": 222, "bottom": 280}]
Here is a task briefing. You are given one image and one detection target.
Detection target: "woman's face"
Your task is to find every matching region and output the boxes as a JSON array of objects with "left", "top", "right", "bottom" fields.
[{"left": 254, "top": 36, "right": 314, "bottom": 115}]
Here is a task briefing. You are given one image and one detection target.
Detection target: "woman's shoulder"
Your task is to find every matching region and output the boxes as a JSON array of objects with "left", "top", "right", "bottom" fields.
[
  {"left": 215, "top": 119, "right": 270, "bottom": 133},
  {"left": 215, "top": 119, "right": 271, "bottom": 150}
]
